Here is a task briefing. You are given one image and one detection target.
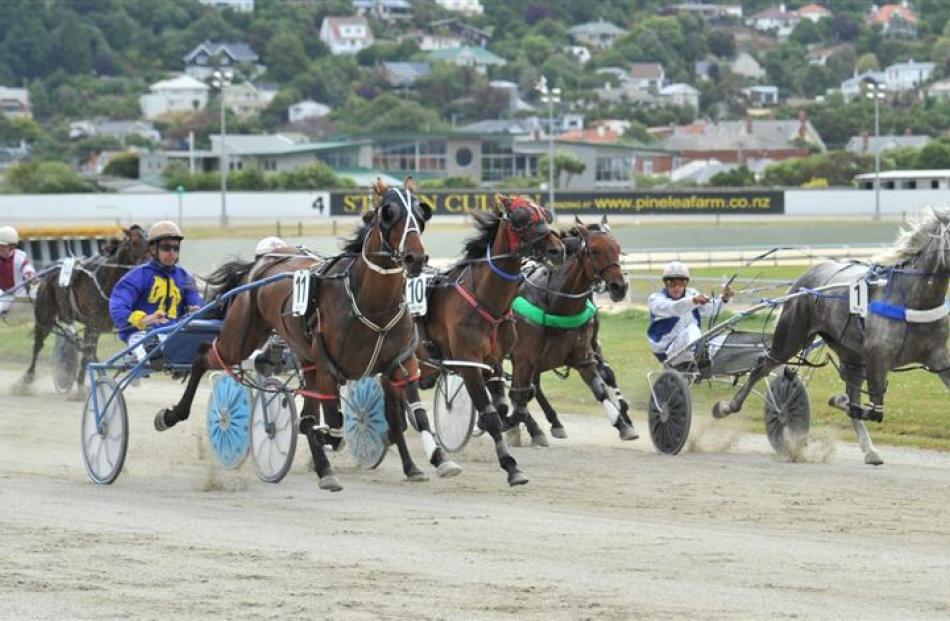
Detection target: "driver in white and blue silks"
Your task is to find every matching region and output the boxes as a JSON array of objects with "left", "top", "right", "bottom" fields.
[{"left": 647, "top": 261, "right": 734, "bottom": 365}]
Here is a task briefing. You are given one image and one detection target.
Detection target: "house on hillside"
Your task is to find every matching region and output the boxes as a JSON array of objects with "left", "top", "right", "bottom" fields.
[
  {"left": 199, "top": 0, "right": 254, "bottom": 11},
  {"left": 419, "top": 33, "right": 463, "bottom": 51},
  {"left": 434, "top": 0, "right": 484, "bottom": 16},
  {"left": 845, "top": 132, "right": 930, "bottom": 155},
  {"left": 69, "top": 119, "right": 161, "bottom": 143},
  {"left": 320, "top": 16, "right": 374, "bottom": 55},
  {"left": 139, "top": 75, "right": 210, "bottom": 120},
  {"left": 568, "top": 19, "right": 628, "bottom": 51},
  {"left": 747, "top": 4, "right": 801, "bottom": 37},
  {"left": 798, "top": 3, "right": 831, "bottom": 22},
  {"left": 926, "top": 79, "right": 950, "bottom": 102},
  {"left": 730, "top": 52, "right": 765, "bottom": 80},
  {"left": 0, "top": 86, "right": 31, "bottom": 119},
  {"left": 867, "top": 3, "right": 918, "bottom": 38},
  {"left": 183, "top": 41, "right": 262, "bottom": 80},
  {"left": 288, "top": 100, "right": 331, "bottom": 123},
  {"left": 378, "top": 62, "right": 432, "bottom": 88},
  {"left": 670, "top": 3, "right": 743, "bottom": 21},
  {"left": 222, "top": 82, "right": 278, "bottom": 119},
  {"left": 742, "top": 85, "right": 779, "bottom": 106},
  {"left": 884, "top": 59, "right": 934, "bottom": 92},
  {"left": 427, "top": 46, "right": 505, "bottom": 74},
  {"left": 352, "top": 0, "right": 413, "bottom": 22},
  {"left": 660, "top": 116, "right": 825, "bottom": 165},
  {"left": 429, "top": 19, "right": 492, "bottom": 47},
  {"left": 629, "top": 63, "right": 665, "bottom": 91},
  {"left": 660, "top": 83, "right": 700, "bottom": 112}
]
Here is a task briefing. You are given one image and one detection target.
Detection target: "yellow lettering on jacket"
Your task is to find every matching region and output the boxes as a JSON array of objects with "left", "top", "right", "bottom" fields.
[{"left": 147, "top": 277, "right": 182, "bottom": 319}]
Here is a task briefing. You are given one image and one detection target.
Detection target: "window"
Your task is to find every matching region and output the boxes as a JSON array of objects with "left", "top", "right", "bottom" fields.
[
  {"left": 317, "top": 148, "right": 357, "bottom": 169},
  {"left": 596, "top": 156, "right": 631, "bottom": 182},
  {"left": 373, "top": 141, "right": 416, "bottom": 171},
  {"left": 456, "top": 147, "right": 473, "bottom": 167},
  {"left": 481, "top": 140, "right": 514, "bottom": 182},
  {"left": 418, "top": 140, "right": 446, "bottom": 171},
  {"left": 263, "top": 159, "right": 277, "bottom": 171},
  {"left": 884, "top": 181, "right": 895, "bottom": 189},
  {"left": 902, "top": 180, "right": 917, "bottom": 189}
]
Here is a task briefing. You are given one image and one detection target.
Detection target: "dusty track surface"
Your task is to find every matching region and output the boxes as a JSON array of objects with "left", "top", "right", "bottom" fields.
[{"left": 2, "top": 367, "right": 949, "bottom": 620}]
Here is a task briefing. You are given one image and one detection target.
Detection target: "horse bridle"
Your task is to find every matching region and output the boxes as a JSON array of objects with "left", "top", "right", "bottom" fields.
[{"left": 362, "top": 187, "right": 425, "bottom": 276}]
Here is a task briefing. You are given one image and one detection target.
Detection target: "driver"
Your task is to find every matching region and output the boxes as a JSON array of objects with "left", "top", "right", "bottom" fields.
[
  {"left": 0, "top": 225, "right": 37, "bottom": 314},
  {"left": 109, "top": 221, "right": 203, "bottom": 353},
  {"left": 647, "top": 261, "right": 734, "bottom": 366}
]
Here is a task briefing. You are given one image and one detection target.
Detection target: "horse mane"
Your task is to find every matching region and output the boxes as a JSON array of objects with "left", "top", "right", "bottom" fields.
[
  {"left": 459, "top": 211, "right": 502, "bottom": 261},
  {"left": 873, "top": 207, "right": 950, "bottom": 268},
  {"left": 340, "top": 220, "right": 373, "bottom": 254},
  {"left": 204, "top": 258, "right": 256, "bottom": 295}
]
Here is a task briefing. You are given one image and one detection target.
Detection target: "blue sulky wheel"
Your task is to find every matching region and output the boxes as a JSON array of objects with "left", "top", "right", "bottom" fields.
[
  {"left": 81, "top": 377, "right": 129, "bottom": 485},
  {"left": 342, "top": 377, "right": 389, "bottom": 469},
  {"left": 206, "top": 374, "right": 252, "bottom": 469}
]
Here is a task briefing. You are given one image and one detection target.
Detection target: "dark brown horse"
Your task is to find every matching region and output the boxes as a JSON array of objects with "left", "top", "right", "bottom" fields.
[
  {"left": 413, "top": 195, "right": 565, "bottom": 486},
  {"left": 20, "top": 226, "right": 149, "bottom": 394},
  {"left": 506, "top": 216, "right": 635, "bottom": 446},
  {"left": 154, "top": 180, "right": 459, "bottom": 491}
]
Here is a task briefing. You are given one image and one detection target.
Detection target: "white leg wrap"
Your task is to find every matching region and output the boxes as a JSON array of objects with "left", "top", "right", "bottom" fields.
[
  {"left": 851, "top": 419, "right": 876, "bottom": 453},
  {"left": 608, "top": 388, "right": 622, "bottom": 411},
  {"left": 602, "top": 399, "right": 620, "bottom": 425},
  {"left": 421, "top": 430, "right": 438, "bottom": 459}
]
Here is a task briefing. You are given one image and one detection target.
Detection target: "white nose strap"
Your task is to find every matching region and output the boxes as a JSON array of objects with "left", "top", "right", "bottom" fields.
[{"left": 392, "top": 188, "right": 422, "bottom": 255}]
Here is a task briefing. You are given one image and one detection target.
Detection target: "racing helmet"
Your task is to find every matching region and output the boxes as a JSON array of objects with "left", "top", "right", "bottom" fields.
[
  {"left": 0, "top": 226, "right": 19, "bottom": 245},
  {"left": 255, "top": 236, "right": 286, "bottom": 257},
  {"left": 147, "top": 220, "right": 184, "bottom": 244},
  {"left": 662, "top": 260, "right": 690, "bottom": 281}
]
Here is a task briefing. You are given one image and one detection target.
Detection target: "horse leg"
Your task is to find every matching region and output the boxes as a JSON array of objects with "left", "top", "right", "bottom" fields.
[
  {"left": 533, "top": 375, "right": 567, "bottom": 439},
  {"left": 297, "top": 372, "right": 342, "bottom": 491},
  {"left": 578, "top": 363, "right": 638, "bottom": 440},
  {"left": 827, "top": 355, "right": 883, "bottom": 466},
  {"left": 596, "top": 356, "right": 632, "bottom": 426},
  {"left": 319, "top": 399, "right": 345, "bottom": 451},
  {"left": 22, "top": 320, "right": 54, "bottom": 386},
  {"left": 461, "top": 366, "right": 527, "bottom": 486},
  {"left": 68, "top": 329, "right": 97, "bottom": 401},
  {"left": 381, "top": 380, "right": 427, "bottom": 482},
  {"left": 154, "top": 342, "right": 212, "bottom": 431},
  {"left": 858, "top": 356, "right": 889, "bottom": 466},
  {"left": 404, "top": 380, "right": 461, "bottom": 478},
  {"left": 508, "top": 362, "right": 548, "bottom": 448}
]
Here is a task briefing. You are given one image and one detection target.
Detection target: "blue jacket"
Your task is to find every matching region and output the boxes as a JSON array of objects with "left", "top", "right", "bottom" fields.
[{"left": 109, "top": 260, "right": 203, "bottom": 341}]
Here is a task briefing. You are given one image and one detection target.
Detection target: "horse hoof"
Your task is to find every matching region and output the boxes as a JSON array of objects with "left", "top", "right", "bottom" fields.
[
  {"left": 865, "top": 451, "right": 884, "bottom": 466},
  {"left": 154, "top": 409, "right": 173, "bottom": 432},
  {"left": 20, "top": 373, "right": 34, "bottom": 386},
  {"left": 828, "top": 394, "right": 849, "bottom": 410},
  {"left": 319, "top": 475, "right": 343, "bottom": 492},
  {"left": 406, "top": 469, "right": 429, "bottom": 482},
  {"left": 619, "top": 426, "right": 639, "bottom": 441},
  {"left": 507, "top": 470, "right": 529, "bottom": 487},
  {"left": 530, "top": 433, "right": 549, "bottom": 448},
  {"left": 436, "top": 461, "right": 462, "bottom": 478},
  {"left": 550, "top": 426, "right": 568, "bottom": 439},
  {"left": 712, "top": 401, "right": 732, "bottom": 419},
  {"left": 506, "top": 427, "right": 523, "bottom": 447}
]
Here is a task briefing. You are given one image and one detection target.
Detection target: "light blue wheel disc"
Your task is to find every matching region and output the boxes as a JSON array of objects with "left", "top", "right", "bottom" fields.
[
  {"left": 342, "top": 377, "right": 389, "bottom": 468},
  {"left": 207, "top": 375, "right": 252, "bottom": 469}
]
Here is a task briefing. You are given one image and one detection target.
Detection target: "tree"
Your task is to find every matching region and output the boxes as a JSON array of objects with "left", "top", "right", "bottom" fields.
[
  {"left": 3, "top": 161, "right": 97, "bottom": 193},
  {"left": 915, "top": 139, "right": 950, "bottom": 169},
  {"left": 103, "top": 153, "right": 139, "bottom": 178},
  {"left": 265, "top": 32, "right": 310, "bottom": 83},
  {"left": 855, "top": 53, "right": 880, "bottom": 73},
  {"left": 709, "top": 165, "right": 755, "bottom": 187},
  {"left": 761, "top": 151, "right": 871, "bottom": 187},
  {"left": 790, "top": 19, "right": 821, "bottom": 46},
  {"left": 708, "top": 30, "right": 735, "bottom": 58},
  {"left": 538, "top": 150, "right": 586, "bottom": 189}
]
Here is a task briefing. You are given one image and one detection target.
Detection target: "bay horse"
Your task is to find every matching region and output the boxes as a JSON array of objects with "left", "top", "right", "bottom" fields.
[
  {"left": 20, "top": 225, "right": 149, "bottom": 394},
  {"left": 713, "top": 207, "right": 950, "bottom": 465},
  {"left": 155, "top": 180, "right": 461, "bottom": 491},
  {"left": 413, "top": 194, "right": 565, "bottom": 486},
  {"left": 506, "top": 216, "right": 635, "bottom": 446}
]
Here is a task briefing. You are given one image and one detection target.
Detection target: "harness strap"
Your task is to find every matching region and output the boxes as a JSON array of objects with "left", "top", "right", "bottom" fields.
[
  {"left": 454, "top": 282, "right": 513, "bottom": 348},
  {"left": 295, "top": 388, "right": 338, "bottom": 401},
  {"left": 868, "top": 300, "right": 949, "bottom": 323},
  {"left": 211, "top": 338, "right": 242, "bottom": 383},
  {"left": 512, "top": 295, "right": 597, "bottom": 329},
  {"left": 343, "top": 272, "right": 408, "bottom": 378}
]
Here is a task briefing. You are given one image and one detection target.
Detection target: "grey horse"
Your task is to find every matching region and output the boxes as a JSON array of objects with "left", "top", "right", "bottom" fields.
[{"left": 713, "top": 207, "right": 950, "bottom": 465}]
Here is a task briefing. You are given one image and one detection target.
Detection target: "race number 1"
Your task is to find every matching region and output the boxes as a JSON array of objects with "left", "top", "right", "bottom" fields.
[
  {"left": 849, "top": 279, "right": 868, "bottom": 318},
  {"left": 405, "top": 275, "right": 427, "bottom": 317}
]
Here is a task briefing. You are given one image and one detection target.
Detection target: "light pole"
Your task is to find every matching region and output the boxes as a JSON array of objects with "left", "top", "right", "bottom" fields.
[
  {"left": 211, "top": 69, "right": 233, "bottom": 228},
  {"left": 865, "top": 80, "right": 886, "bottom": 221},
  {"left": 536, "top": 76, "right": 561, "bottom": 221}
]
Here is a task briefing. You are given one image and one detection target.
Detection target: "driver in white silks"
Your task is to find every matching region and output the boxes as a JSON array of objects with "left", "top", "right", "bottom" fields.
[
  {"left": 647, "top": 261, "right": 734, "bottom": 366},
  {"left": 0, "top": 226, "right": 37, "bottom": 315}
]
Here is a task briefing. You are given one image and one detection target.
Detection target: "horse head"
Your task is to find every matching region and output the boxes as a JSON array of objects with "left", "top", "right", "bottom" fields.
[
  {"left": 572, "top": 215, "right": 627, "bottom": 302},
  {"left": 112, "top": 225, "right": 149, "bottom": 265},
  {"left": 495, "top": 194, "right": 565, "bottom": 266},
  {"left": 367, "top": 177, "right": 432, "bottom": 277}
]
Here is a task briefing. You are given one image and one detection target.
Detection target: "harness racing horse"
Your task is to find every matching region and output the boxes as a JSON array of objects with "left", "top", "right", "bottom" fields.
[
  {"left": 20, "top": 226, "right": 149, "bottom": 394},
  {"left": 713, "top": 208, "right": 950, "bottom": 465},
  {"left": 506, "top": 216, "right": 635, "bottom": 446},
  {"left": 414, "top": 195, "right": 565, "bottom": 486},
  {"left": 155, "top": 180, "right": 462, "bottom": 490}
]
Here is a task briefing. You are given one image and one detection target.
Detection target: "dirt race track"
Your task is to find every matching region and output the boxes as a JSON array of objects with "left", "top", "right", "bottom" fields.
[{"left": 1, "top": 366, "right": 949, "bottom": 620}]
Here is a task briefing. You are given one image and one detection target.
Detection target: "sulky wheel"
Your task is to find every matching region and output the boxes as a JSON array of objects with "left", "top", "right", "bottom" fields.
[
  {"left": 206, "top": 374, "right": 252, "bottom": 469},
  {"left": 433, "top": 373, "right": 476, "bottom": 453},
  {"left": 52, "top": 330, "right": 79, "bottom": 394},
  {"left": 764, "top": 367, "right": 811, "bottom": 457},
  {"left": 81, "top": 377, "right": 129, "bottom": 485},
  {"left": 250, "top": 377, "right": 298, "bottom": 484},
  {"left": 648, "top": 370, "right": 692, "bottom": 455},
  {"left": 342, "top": 377, "right": 389, "bottom": 469}
]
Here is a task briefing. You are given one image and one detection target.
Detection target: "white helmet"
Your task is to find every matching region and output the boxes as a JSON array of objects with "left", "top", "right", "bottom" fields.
[
  {"left": 662, "top": 260, "right": 690, "bottom": 280},
  {"left": 0, "top": 226, "right": 19, "bottom": 245},
  {"left": 255, "top": 236, "right": 286, "bottom": 257},
  {"left": 147, "top": 220, "right": 184, "bottom": 243}
]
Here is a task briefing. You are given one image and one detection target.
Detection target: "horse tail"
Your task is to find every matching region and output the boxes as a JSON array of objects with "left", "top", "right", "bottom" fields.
[{"left": 204, "top": 259, "right": 256, "bottom": 294}]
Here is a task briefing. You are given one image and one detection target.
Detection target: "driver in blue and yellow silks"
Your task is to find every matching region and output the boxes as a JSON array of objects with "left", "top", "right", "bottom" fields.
[{"left": 109, "top": 220, "right": 203, "bottom": 348}]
